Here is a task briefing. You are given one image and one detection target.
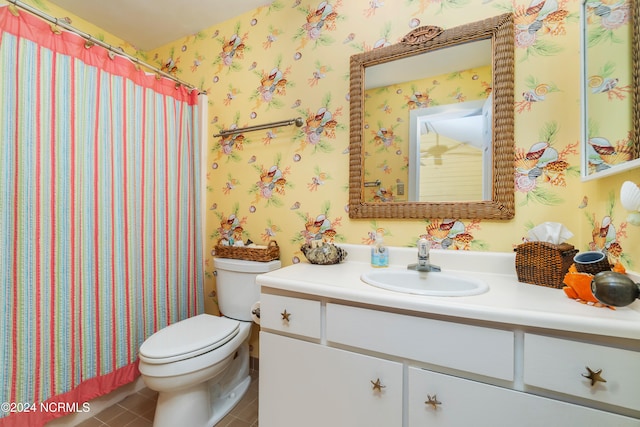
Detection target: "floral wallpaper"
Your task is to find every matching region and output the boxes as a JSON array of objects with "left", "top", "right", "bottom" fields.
[
  {"left": 147, "top": 1, "right": 640, "bottom": 294},
  {"left": 11, "top": 0, "right": 639, "bottom": 359}
]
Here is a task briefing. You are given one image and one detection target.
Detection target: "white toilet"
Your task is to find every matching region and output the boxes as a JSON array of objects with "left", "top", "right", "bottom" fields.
[{"left": 138, "top": 257, "right": 280, "bottom": 427}]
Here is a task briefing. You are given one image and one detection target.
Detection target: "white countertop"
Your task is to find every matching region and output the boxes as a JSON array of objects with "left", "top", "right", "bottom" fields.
[{"left": 256, "top": 244, "right": 640, "bottom": 340}]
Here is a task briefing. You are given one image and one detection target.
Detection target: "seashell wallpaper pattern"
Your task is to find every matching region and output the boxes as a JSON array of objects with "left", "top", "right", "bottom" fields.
[
  {"left": 143, "top": 0, "right": 639, "bottom": 307},
  {"left": 583, "top": 0, "right": 634, "bottom": 174},
  {"left": 20, "top": 0, "right": 638, "bottom": 327}
]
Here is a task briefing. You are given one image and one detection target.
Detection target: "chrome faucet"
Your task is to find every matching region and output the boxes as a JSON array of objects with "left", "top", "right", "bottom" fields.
[{"left": 408, "top": 238, "right": 441, "bottom": 272}]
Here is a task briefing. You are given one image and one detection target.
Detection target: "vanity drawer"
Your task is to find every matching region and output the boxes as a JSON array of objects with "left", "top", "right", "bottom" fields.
[
  {"left": 408, "top": 367, "right": 640, "bottom": 427},
  {"left": 260, "top": 293, "right": 321, "bottom": 339},
  {"left": 326, "top": 303, "right": 514, "bottom": 380},
  {"left": 524, "top": 333, "right": 640, "bottom": 412}
]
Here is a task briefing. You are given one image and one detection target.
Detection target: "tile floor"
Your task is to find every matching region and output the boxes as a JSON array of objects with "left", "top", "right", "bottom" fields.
[{"left": 75, "top": 370, "right": 259, "bottom": 427}]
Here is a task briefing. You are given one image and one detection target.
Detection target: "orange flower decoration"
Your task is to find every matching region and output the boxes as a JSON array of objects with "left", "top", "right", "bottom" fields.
[{"left": 563, "top": 271, "right": 598, "bottom": 303}]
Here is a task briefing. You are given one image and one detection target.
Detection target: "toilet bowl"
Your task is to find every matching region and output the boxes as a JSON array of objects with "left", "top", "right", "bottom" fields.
[{"left": 138, "top": 257, "right": 280, "bottom": 427}]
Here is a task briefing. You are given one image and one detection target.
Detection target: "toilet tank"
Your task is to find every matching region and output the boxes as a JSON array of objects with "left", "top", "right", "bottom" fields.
[{"left": 213, "top": 258, "right": 281, "bottom": 321}]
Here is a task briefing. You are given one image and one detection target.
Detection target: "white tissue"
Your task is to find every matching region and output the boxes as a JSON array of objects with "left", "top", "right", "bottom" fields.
[{"left": 527, "top": 222, "right": 573, "bottom": 244}]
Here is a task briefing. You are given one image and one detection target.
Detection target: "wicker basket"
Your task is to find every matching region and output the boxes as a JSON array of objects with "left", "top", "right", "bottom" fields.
[
  {"left": 215, "top": 240, "right": 280, "bottom": 262},
  {"left": 515, "top": 242, "right": 578, "bottom": 289}
]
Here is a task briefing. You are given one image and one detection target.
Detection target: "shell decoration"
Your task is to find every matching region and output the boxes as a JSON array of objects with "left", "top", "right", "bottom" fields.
[
  {"left": 300, "top": 241, "right": 348, "bottom": 265},
  {"left": 620, "top": 181, "right": 640, "bottom": 211},
  {"left": 401, "top": 25, "right": 443, "bottom": 45},
  {"left": 620, "top": 181, "right": 640, "bottom": 226}
]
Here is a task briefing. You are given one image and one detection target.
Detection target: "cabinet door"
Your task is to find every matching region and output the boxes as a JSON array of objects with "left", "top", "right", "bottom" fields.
[
  {"left": 260, "top": 332, "right": 403, "bottom": 427},
  {"left": 408, "top": 368, "right": 639, "bottom": 427}
]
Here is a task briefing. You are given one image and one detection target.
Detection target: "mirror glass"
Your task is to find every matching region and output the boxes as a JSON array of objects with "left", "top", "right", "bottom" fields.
[
  {"left": 581, "top": 0, "right": 640, "bottom": 180},
  {"left": 362, "top": 40, "right": 493, "bottom": 203},
  {"left": 349, "top": 14, "right": 515, "bottom": 219}
]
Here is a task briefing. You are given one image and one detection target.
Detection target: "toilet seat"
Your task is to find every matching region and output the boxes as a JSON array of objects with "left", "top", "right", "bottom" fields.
[{"left": 139, "top": 314, "right": 240, "bottom": 364}]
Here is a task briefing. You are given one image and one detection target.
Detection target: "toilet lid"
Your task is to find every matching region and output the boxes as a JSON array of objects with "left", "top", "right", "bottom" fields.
[{"left": 139, "top": 314, "right": 240, "bottom": 364}]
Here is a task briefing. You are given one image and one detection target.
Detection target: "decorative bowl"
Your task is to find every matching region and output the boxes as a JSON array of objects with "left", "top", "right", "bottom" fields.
[{"left": 300, "top": 242, "right": 348, "bottom": 265}]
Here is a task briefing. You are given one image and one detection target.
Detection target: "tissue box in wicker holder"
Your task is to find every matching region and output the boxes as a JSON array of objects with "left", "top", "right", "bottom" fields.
[
  {"left": 515, "top": 241, "right": 578, "bottom": 288},
  {"left": 215, "top": 240, "right": 279, "bottom": 262}
]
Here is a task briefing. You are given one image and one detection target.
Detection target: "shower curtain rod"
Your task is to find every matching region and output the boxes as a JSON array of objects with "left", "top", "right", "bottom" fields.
[
  {"left": 213, "top": 117, "right": 304, "bottom": 137},
  {"left": 6, "top": 0, "right": 199, "bottom": 93}
]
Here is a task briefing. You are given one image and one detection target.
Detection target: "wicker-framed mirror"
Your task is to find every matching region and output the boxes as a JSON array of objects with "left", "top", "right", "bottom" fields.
[{"left": 348, "top": 14, "right": 515, "bottom": 219}]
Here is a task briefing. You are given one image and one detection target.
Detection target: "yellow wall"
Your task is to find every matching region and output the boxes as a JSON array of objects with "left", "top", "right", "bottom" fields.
[
  {"left": 146, "top": 1, "right": 640, "bottom": 360},
  {"left": 12, "top": 0, "right": 639, "bottom": 360}
]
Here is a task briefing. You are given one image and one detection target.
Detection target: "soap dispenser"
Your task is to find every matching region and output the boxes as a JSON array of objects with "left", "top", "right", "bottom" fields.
[{"left": 371, "top": 230, "right": 389, "bottom": 268}]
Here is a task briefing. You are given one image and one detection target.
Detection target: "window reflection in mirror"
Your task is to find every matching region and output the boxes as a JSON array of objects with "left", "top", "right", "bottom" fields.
[{"left": 409, "top": 97, "right": 492, "bottom": 202}]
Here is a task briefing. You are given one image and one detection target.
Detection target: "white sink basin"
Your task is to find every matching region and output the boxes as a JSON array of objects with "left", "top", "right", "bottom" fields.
[{"left": 361, "top": 269, "right": 489, "bottom": 296}]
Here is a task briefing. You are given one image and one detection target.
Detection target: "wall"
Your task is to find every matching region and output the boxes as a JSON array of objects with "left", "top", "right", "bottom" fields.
[
  {"left": 11, "top": 0, "right": 637, "bottom": 361},
  {"left": 145, "top": 0, "right": 639, "bottom": 359},
  {"left": 146, "top": 1, "right": 635, "bottom": 291}
]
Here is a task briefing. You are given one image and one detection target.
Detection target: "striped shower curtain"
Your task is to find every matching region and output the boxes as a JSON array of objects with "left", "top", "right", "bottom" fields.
[{"left": 0, "top": 5, "right": 204, "bottom": 426}]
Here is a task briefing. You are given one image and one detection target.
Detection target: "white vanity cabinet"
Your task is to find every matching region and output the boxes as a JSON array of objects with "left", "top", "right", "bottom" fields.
[{"left": 259, "top": 289, "right": 640, "bottom": 427}]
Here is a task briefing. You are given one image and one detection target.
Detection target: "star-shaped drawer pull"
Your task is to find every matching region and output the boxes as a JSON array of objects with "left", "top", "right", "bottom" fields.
[
  {"left": 425, "top": 394, "right": 442, "bottom": 410},
  {"left": 582, "top": 366, "right": 607, "bottom": 387},
  {"left": 281, "top": 309, "right": 291, "bottom": 322},
  {"left": 370, "top": 378, "right": 386, "bottom": 392}
]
